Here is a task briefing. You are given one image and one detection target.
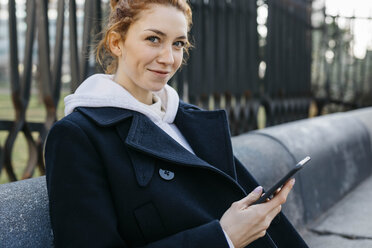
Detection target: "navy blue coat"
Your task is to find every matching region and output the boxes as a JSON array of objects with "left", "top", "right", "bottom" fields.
[{"left": 45, "top": 101, "right": 308, "bottom": 248}]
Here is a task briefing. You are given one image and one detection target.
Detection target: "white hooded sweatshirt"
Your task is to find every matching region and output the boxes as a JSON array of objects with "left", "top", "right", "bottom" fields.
[{"left": 64, "top": 73, "right": 194, "bottom": 154}]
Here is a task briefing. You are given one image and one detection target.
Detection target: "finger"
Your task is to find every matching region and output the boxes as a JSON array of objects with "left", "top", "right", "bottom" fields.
[
  {"left": 263, "top": 179, "right": 295, "bottom": 211},
  {"left": 262, "top": 193, "right": 272, "bottom": 203},
  {"left": 237, "top": 186, "right": 263, "bottom": 208},
  {"left": 267, "top": 204, "right": 282, "bottom": 220},
  {"left": 270, "top": 178, "right": 295, "bottom": 206},
  {"left": 275, "top": 187, "right": 282, "bottom": 195}
]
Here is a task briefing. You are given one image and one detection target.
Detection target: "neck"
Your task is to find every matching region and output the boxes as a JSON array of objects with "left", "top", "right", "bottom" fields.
[{"left": 113, "top": 74, "right": 153, "bottom": 105}]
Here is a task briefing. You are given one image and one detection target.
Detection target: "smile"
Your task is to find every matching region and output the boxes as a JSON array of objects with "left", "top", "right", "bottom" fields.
[{"left": 148, "top": 69, "right": 171, "bottom": 77}]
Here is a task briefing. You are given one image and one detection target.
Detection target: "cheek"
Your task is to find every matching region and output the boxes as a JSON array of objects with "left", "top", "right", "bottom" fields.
[
  {"left": 126, "top": 44, "right": 152, "bottom": 65},
  {"left": 138, "top": 48, "right": 159, "bottom": 66}
]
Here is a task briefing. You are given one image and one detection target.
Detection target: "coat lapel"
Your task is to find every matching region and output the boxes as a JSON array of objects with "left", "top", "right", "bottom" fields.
[
  {"left": 120, "top": 113, "right": 214, "bottom": 170},
  {"left": 174, "top": 103, "right": 237, "bottom": 180}
]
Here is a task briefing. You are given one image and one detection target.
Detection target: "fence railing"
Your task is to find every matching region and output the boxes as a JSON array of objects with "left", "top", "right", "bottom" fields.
[
  {"left": 262, "top": 0, "right": 312, "bottom": 126},
  {"left": 312, "top": 7, "right": 372, "bottom": 113},
  {"left": 1, "top": 0, "right": 312, "bottom": 182}
]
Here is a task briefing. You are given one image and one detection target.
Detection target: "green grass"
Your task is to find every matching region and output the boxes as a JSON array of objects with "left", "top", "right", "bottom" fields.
[{"left": 0, "top": 91, "right": 68, "bottom": 184}]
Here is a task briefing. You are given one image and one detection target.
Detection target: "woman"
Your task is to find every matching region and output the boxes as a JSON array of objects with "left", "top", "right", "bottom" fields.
[{"left": 45, "top": 0, "right": 308, "bottom": 247}]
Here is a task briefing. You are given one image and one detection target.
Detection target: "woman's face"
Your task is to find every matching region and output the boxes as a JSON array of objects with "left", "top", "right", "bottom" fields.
[{"left": 114, "top": 4, "right": 188, "bottom": 104}]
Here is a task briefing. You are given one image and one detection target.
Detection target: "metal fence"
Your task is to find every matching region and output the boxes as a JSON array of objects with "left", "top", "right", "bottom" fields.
[
  {"left": 312, "top": 7, "right": 372, "bottom": 113},
  {"left": 0, "top": 0, "right": 313, "bottom": 181},
  {"left": 263, "top": 0, "right": 312, "bottom": 126},
  {"left": 0, "top": 0, "right": 106, "bottom": 181}
]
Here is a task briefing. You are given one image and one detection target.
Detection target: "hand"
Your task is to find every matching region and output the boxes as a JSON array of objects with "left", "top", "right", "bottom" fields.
[{"left": 220, "top": 179, "right": 295, "bottom": 248}]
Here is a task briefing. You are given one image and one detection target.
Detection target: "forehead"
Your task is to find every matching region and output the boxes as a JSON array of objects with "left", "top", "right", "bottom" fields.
[{"left": 132, "top": 4, "right": 188, "bottom": 37}]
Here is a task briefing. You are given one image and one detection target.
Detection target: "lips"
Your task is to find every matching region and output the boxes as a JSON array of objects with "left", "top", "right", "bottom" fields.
[{"left": 148, "top": 69, "right": 170, "bottom": 75}]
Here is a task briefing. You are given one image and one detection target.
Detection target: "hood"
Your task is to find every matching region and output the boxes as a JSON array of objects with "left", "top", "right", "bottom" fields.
[{"left": 64, "top": 74, "right": 179, "bottom": 124}]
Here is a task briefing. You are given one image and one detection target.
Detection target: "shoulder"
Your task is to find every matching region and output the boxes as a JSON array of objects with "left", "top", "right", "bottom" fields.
[
  {"left": 178, "top": 100, "right": 203, "bottom": 111},
  {"left": 49, "top": 109, "right": 94, "bottom": 137},
  {"left": 46, "top": 107, "right": 134, "bottom": 147},
  {"left": 45, "top": 111, "right": 94, "bottom": 149},
  {"left": 53, "top": 107, "right": 134, "bottom": 131}
]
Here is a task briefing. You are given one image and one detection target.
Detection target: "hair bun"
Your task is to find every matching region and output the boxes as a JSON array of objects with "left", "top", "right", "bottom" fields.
[{"left": 110, "top": 0, "right": 120, "bottom": 10}]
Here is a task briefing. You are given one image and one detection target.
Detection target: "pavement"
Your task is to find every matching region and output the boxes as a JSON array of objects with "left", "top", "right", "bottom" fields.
[{"left": 301, "top": 174, "right": 372, "bottom": 247}]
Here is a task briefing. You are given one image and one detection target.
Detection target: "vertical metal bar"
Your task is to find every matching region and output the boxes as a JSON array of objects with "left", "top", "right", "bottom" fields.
[
  {"left": 294, "top": 2, "right": 300, "bottom": 97},
  {"left": 305, "top": 1, "right": 312, "bottom": 97},
  {"left": 52, "top": 0, "right": 65, "bottom": 107},
  {"left": 20, "top": 0, "right": 38, "bottom": 179},
  {"left": 94, "top": 0, "right": 104, "bottom": 73},
  {"left": 8, "top": 0, "right": 20, "bottom": 104},
  {"left": 273, "top": 0, "right": 280, "bottom": 97},
  {"left": 215, "top": 0, "right": 226, "bottom": 98},
  {"left": 237, "top": 0, "right": 247, "bottom": 95},
  {"left": 203, "top": 0, "right": 215, "bottom": 100},
  {"left": 226, "top": 0, "right": 237, "bottom": 94},
  {"left": 336, "top": 17, "right": 345, "bottom": 101},
  {"left": 248, "top": 0, "right": 258, "bottom": 96},
  {"left": 267, "top": 0, "right": 274, "bottom": 98},
  {"left": 176, "top": 64, "right": 185, "bottom": 99},
  {"left": 37, "top": 0, "right": 52, "bottom": 98},
  {"left": 187, "top": 0, "right": 203, "bottom": 103},
  {"left": 280, "top": 2, "right": 287, "bottom": 97},
  {"left": 352, "top": 57, "right": 361, "bottom": 106},
  {"left": 5, "top": 0, "right": 39, "bottom": 181},
  {"left": 21, "top": 0, "right": 36, "bottom": 107},
  {"left": 80, "top": 0, "right": 94, "bottom": 81},
  {"left": 69, "top": 0, "right": 80, "bottom": 92},
  {"left": 4, "top": 0, "right": 20, "bottom": 181},
  {"left": 361, "top": 48, "right": 370, "bottom": 107}
]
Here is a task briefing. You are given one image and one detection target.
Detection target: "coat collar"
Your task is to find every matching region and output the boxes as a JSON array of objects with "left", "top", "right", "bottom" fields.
[
  {"left": 76, "top": 107, "right": 133, "bottom": 126},
  {"left": 76, "top": 102, "right": 237, "bottom": 181}
]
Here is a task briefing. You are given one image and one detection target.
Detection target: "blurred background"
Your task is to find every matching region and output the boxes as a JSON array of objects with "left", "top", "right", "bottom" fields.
[{"left": 0, "top": 0, "right": 371, "bottom": 183}]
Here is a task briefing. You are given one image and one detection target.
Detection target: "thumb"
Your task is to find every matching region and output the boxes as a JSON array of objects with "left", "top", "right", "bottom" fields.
[{"left": 237, "top": 186, "right": 263, "bottom": 207}]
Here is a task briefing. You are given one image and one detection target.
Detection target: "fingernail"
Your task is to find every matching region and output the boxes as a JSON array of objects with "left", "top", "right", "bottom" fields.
[
  {"left": 291, "top": 178, "right": 296, "bottom": 186},
  {"left": 253, "top": 186, "right": 262, "bottom": 194}
]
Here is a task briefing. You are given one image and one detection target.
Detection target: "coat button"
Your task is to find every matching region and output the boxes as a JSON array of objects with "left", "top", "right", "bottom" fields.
[{"left": 159, "top": 169, "right": 175, "bottom": 181}]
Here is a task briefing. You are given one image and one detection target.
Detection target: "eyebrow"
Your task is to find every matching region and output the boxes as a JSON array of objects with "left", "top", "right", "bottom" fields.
[{"left": 144, "top": 29, "right": 187, "bottom": 39}]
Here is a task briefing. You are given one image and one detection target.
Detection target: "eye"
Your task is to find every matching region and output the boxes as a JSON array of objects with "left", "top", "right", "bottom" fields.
[
  {"left": 146, "top": 36, "right": 160, "bottom": 43},
  {"left": 174, "top": 40, "right": 186, "bottom": 49}
]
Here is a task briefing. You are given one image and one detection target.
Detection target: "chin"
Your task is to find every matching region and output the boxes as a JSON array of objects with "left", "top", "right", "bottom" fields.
[{"left": 149, "top": 82, "right": 168, "bottom": 92}]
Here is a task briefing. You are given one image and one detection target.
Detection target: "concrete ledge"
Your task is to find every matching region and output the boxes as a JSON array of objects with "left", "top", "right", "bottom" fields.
[
  {"left": 0, "top": 177, "right": 53, "bottom": 248},
  {"left": 232, "top": 107, "right": 372, "bottom": 228}
]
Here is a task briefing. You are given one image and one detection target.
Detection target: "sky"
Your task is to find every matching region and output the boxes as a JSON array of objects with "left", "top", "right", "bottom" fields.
[{"left": 325, "top": 0, "right": 372, "bottom": 58}]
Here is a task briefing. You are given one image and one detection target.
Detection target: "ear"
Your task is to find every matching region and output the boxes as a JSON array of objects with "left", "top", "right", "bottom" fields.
[{"left": 108, "top": 31, "right": 123, "bottom": 57}]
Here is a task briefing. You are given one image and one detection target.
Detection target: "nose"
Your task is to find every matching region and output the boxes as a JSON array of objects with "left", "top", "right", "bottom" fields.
[{"left": 157, "top": 45, "right": 174, "bottom": 65}]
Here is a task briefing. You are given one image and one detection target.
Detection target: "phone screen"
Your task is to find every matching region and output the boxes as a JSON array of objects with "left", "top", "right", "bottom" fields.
[{"left": 253, "top": 156, "right": 311, "bottom": 205}]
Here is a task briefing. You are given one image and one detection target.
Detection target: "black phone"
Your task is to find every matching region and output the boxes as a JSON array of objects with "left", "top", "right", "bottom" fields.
[{"left": 254, "top": 156, "right": 311, "bottom": 205}]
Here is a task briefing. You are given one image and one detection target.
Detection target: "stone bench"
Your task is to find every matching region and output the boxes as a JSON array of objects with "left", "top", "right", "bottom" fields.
[
  {"left": 1, "top": 107, "right": 371, "bottom": 247},
  {"left": 233, "top": 107, "right": 372, "bottom": 231},
  {"left": 0, "top": 176, "right": 53, "bottom": 247}
]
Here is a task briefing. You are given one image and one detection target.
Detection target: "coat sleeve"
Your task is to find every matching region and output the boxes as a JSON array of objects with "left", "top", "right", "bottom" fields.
[
  {"left": 45, "top": 119, "right": 231, "bottom": 248},
  {"left": 45, "top": 119, "right": 128, "bottom": 247},
  {"left": 139, "top": 220, "right": 230, "bottom": 248}
]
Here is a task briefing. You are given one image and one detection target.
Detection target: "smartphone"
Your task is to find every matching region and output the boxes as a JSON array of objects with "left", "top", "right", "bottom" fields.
[{"left": 254, "top": 156, "right": 311, "bottom": 205}]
